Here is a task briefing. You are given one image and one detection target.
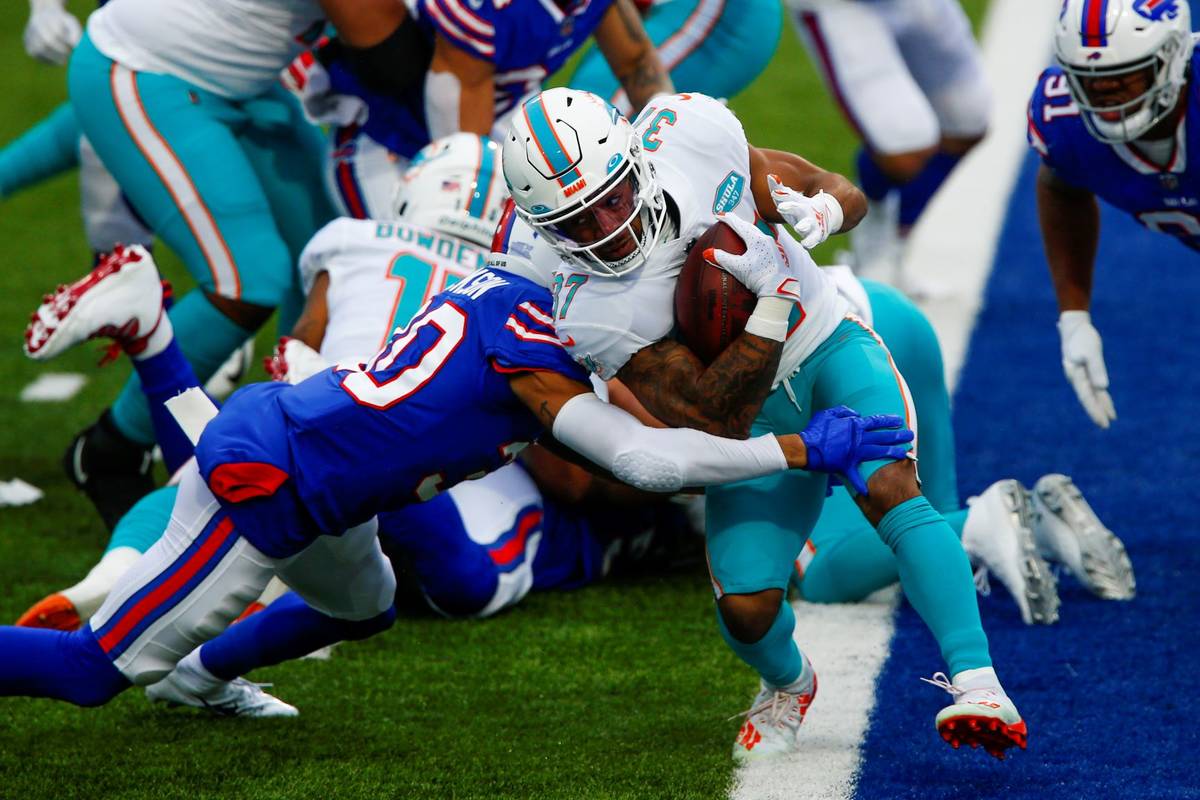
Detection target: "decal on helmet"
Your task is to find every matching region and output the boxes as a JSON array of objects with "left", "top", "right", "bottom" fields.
[
  {"left": 1133, "top": 0, "right": 1181, "bottom": 22},
  {"left": 1080, "top": 0, "right": 1110, "bottom": 47},
  {"left": 522, "top": 96, "right": 584, "bottom": 187}
]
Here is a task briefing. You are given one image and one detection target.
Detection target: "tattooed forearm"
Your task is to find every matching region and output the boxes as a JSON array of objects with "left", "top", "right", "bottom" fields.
[
  {"left": 617, "top": 334, "right": 782, "bottom": 439},
  {"left": 618, "top": 58, "right": 672, "bottom": 113},
  {"left": 608, "top": 0, "right": 672, "bottom": 113},
  {"left": 613, "top": 0, "right": 650, "bottom": 43}
]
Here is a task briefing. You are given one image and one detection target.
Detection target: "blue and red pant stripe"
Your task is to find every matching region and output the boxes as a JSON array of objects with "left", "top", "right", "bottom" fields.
[{"left": 91, "top": 513, "right": 240, "bottom": 660}]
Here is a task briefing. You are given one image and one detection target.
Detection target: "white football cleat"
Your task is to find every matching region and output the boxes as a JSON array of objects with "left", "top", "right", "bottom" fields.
[
  {"left": 24, "top": 245, "right": 165, "bottom": 362},
  {"left": 924, "top": 668, "right": 1027, "bottom": 760},
  {"left": 1030, "top": 474, "right": 1135, "bottom": 600},
  {"left": 146, "top": 670, "right": 298, "bottom": 718},
  {"left": 731, "top": 656, "right": 817, "bottom": 762},
  {"left": 962, "top": 480, "right": 1060, "bottom": 625}
]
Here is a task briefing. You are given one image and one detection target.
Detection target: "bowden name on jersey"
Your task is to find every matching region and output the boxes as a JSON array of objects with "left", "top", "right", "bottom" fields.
[
  {"left": 328, "top": 0, "right": 613, "bottom": 159},
  {"left": 497, "top": 93, "right": 846, "bottom": 384},
  {"left": 88, "top": 0, "right": 325, "bottom": 99},
  {"left": 1028, "top": 48, "right": 1200, "bottom": 251},
  {"left": 299, "top": 218, "right": 486, "bottom": 360},
  {"left": 194, "top": 267, "right": 588, "bottom": 557}
]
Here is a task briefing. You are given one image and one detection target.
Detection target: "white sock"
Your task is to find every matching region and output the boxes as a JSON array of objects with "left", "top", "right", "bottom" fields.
[
  {"left": 776, "top": 655, "right": 815, "bottom": 694},
  {"left": 951, "top": 666, "right": 999, "bottom": 690},
  {"left": 61, "top": 546, "right": 142, "bottom": 620},
  {"left": 175, "top": 648, "right": 223, "bottom": 693},
  {"left": 133, "top": 311, "right": 174, "bottom": 360}
]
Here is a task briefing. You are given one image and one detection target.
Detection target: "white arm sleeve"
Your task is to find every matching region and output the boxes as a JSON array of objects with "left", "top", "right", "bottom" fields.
[
  {"left": 551, "top": 393, "right": 786, "bottom": 492},
  {"left": 424, "top": 70, "right": 462, "bottom": 141}
]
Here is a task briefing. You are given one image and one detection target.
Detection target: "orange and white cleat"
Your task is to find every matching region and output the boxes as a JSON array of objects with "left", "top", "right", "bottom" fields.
[
  {"left": 731, "top": 656, "right": 818, "bottom": 762},
  {"left": 24, "top": 244, "right": 166, "bottom": 363},
  {"left": 924, "top": 668, "right": 1027, "bottom": 760},
  {"left": 15, "top": 593, "right": 82, "bottom": 631}
]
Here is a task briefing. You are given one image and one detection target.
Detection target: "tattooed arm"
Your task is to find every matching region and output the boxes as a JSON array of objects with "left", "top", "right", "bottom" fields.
[
  {"left": 615, "top": 332, "right": 782, "bottom": 439},
  {"left": 593, "top": 0, "right": 674, "bottom": 115}
]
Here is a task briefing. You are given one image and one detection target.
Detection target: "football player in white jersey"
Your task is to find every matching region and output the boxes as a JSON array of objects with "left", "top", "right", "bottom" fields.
[
  {"left": 496, "top": 88, "right": 1026, "bottom": 760},
  {"left": 787, "top": 0, "right": 991, "bottom": 285}
]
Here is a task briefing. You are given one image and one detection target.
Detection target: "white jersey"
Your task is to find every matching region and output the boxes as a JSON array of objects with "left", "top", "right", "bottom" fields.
[
  {"left": 530, "top": 93, "right": 847, "bottom": 384},
  {"left": 825, "top": 264, "right": 873, "bottom": 326},
  {"left": 87, "top": 0, "right": 324, "bottom": 99},
  {"left": 298, "top": 218, "right": 485, "bottom": 363}
]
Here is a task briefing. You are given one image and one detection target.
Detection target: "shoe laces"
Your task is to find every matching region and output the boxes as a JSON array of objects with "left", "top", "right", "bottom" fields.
[
  {"left": 919, "top": 672, "right": 963, "bottom": 697},
  {"left": 731, "top": 690, "right": 802, "bottom": 728}
]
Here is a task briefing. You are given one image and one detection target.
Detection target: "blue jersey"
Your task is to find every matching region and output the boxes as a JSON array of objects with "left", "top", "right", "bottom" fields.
[
  {"left": 327, "top": 0, "right": 613, "bottom": 158},
  {"left": 1028, "top": 56, "right": 1200, "bottom": 251},
  {"left": 194, "top": 268, "right": 588, "bottom": 556}
]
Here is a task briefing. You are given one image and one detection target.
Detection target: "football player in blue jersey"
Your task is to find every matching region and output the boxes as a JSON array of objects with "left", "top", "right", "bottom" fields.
[
  {"left": 291, "top": 0, "right": 673, "bottom": 219},
  {"left": 11, "top": 138, "right": 693, "bottom": 715},
  {"left": 1029, "top": 0, "right": 1196, "bottom": 428},
  {"left": 0, "top": 147, "right": 908, "bottom": 711},
  {"left": 14, "top": 136, "right": 693, "bottom": 644}
]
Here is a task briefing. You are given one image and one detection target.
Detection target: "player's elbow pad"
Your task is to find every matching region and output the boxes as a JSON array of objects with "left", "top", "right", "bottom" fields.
[
  {"left": 337, "top": 20, "right": 432, "bottom": 97},
  {"left": 550, "top": 393, "right": 786, "bottom": 492}
]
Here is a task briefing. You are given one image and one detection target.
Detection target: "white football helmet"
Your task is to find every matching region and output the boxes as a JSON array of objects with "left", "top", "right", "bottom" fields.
[
  {"left": 1054, "top": 0, "right": 1194, "bottom": 143},
  {"left": 393, "top": 133, "right": 507, "bottom": 248},
  {"left": 502, "top": 88, "right": 667, "bottom": 277}
]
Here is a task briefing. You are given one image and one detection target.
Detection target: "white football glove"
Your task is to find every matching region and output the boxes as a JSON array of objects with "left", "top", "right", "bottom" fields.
[
  {"left": 264, "top": 337, "right": 330, "bottom": 385},
  {"left": 280, "top": 51, "right": 368, "bottom": 128},
  {"left": 704, "top": 212, "right": 802, "bottom": 302},
  {"left": 767, "top": 174, "right": 844, "bottom": 250},
  {"left": 1058, "top": 310, "right": 1116, "bottom": 429},
  {"left": 24, "top": 0, "right": 81, "bottom": 66}
]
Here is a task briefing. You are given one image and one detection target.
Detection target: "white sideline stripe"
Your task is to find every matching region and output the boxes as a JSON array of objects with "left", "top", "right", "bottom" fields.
[
  {"left": 904, "top": 3, "right": 1056, "bottom": 389},
  {"left": 19, "top": 372, "right": 87, "bottom": 402},
  {"left": 731, "top": 3, "right": 1055, "bottom": 798}
]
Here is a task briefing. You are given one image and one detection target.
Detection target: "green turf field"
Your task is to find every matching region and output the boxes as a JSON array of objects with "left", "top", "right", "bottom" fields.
[{"left": 0, "top": 3, "right": 984, "bottom": 797}]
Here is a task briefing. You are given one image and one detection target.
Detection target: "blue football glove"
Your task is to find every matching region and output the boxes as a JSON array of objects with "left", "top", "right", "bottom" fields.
[{"left": 799, "top": 406, "right": 913, "bottom": 495}]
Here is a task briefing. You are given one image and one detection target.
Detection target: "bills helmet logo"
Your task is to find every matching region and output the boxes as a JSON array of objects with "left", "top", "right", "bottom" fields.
[{"left": 1133, "top": 0, "right": 1180, "bottom": 21}]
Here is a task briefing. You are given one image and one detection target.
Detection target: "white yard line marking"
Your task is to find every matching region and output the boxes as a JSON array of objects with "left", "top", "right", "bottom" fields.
[
  {"left": 732, "top": 3, "right": 1055, "bottom": 798},
  {"left": 0, "top": 478, "right": 43, "bottom": 507},
  {"left": 20, "top": 372, "right": 87, "bottom": 402}
]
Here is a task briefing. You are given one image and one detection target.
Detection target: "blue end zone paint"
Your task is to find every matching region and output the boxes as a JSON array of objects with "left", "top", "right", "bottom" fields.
[{"left": 855, "top": 151, "right": 1200, "bottom": 798}]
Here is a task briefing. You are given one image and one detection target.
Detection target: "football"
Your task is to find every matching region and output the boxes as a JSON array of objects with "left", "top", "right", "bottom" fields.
[{"left": 674, "top": 220, "right": 757, "bottom": 364}]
